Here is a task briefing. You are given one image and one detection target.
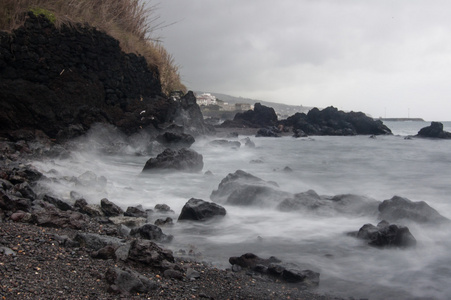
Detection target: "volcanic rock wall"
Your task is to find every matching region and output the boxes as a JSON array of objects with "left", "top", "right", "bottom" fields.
[{"left": 0, "top": 12, "right": 170, "bottom": 140}]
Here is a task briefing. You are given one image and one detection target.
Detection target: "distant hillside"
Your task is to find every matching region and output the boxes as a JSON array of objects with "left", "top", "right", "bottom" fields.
[{"left": 194, "top": 91, "right": 312, "bottom": 118}]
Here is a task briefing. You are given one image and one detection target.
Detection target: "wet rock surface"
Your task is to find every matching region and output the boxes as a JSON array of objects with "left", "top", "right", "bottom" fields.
[
  {"left": 416, "top": 121, "right": 451, "bottom": 139},
  {"left": 156, "top": 132, "right": 195, "bottom": 149},
  {"left": 210, "top": 170, "right": 290, "bottom": 206},
  {"left": 230, "top": 253, "right": 320, "bottom": 287},
  {"left": 220, "top": 103, "right": 278, "bottom": 128},
  {"left": 178, "top": 198, "right": 227, "bottom": 221},
  {"left": 142, "top": 148, "right": 204, "bottom": 173},
  {"left": 280, "top": 106, "right": 392, "bottom": 136},
  {"left": 378, "top": 195, "right": 450, "bottom": 224},
  {"left": 349, "top": 220, "right": 417, "bottom": 248}
]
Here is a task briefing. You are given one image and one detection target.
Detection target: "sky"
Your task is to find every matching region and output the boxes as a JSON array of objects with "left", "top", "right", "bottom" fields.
[{"left": 151, "top": 0, "right": 451, "bottom": 121}]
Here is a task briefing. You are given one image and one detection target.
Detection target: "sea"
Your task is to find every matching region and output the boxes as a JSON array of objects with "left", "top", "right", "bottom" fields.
[{"left": 33, "top": 120, "right": 451, "bottom": 300}]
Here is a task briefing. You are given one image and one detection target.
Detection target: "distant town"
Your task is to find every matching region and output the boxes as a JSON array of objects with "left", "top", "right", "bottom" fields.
[{"left": 194, "top": 92, "right": 311, "bottom": 120}]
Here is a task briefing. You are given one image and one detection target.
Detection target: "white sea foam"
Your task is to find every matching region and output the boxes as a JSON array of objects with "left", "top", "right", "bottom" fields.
[{"left": 32, "top": 124, "right": 451, "bottom": 300}]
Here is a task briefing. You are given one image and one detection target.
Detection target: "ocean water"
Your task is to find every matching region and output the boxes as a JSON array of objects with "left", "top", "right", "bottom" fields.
[{"left": 33, "top": 121, "right": 451, "bottom": 300}]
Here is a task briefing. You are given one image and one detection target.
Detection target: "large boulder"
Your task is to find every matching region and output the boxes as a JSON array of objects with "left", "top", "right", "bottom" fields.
[
  {"left": 210, "top": 170, "right": 290, "bottom": 207},
  {"left": 378, "top": 196, "right": 450, "bottom": 224},
  {"left": 30, "top": 200, "right": 87, "bottom": 229},
  {"left": 351, "top": 220, "right": 417, "bottom": 248},
  {"left": 0, "top": 190, "right": 33, "bottom": 213},
  {"left": 165, "top": 91, "right": 215, "bottom": 136},
  {"left": 416, "top": 122, "right": 451, "bottom": 139},
  {"left": 142, "top": 148, "right": 203, "bottom": 173},
  {"left": 74, "top": 233, "right": 127, "bottom": 251},
  {"left": 155, "top": 132, "right": 195, "bottom": 149},
  {"left": 100, "top": 198, "right": 124, "bottom": 217},
  {"left": 127, "top": 239, "right": 174, "bottom": 268},
  {"left": 220, "top": 103, "right": 278, "bottom": 128},
  {"left": 234, "top": 103, "right": 278, "bottom": 127},
  {"left": 229, "top": 253, "right": 281, "bottom": 269},
  {"left": 178, "top": 198, "right": 226, "bottom": 222}
]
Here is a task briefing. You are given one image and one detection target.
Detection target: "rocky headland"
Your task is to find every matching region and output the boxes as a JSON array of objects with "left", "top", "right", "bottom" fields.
[{"left": 219, "top": 103, "right": 392, "bottom": 137}]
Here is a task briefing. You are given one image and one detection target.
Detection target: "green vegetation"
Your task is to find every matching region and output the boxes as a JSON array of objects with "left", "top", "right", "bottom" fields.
[
  {"left": 0, "top": 0, "right": 186, "bottom": 95},
  {"left": 29, "top": 7, "right": 56, "bottom": 23}
]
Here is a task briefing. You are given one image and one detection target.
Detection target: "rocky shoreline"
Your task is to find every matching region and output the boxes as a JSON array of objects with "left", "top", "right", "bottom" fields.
[
  {"left": 0, "top": 137, "right": 343, "bottom": 300},
  {"left": 3, "top": 12, "right": 450, "bottom": 300}
]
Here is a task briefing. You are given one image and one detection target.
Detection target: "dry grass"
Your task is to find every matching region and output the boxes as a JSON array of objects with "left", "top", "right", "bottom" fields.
[{"left": 0, "top": 0, "right": 186, "bottom": 95}]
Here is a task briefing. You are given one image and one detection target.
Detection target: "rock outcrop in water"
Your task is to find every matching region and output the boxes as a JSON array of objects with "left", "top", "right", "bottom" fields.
[
  {"left": 156, "top": 132, "right": 195, "bottom": 149},
  {"left": 210, "top": 170, "right": 290, "bottom": 206},
  {"left": 165, "top": 91, "right": 215, "bottom": 136},
  {"left": 350, "top": 220, "right": 417, "bottom": 248},
  {"left": 378, "top": 195, "right": 450, "bottom": 224},
  {"left": 142, "top": 148, "right": 204, "bottom": 173},
  {"left": 219, "top": 103, "right": 278, "bottom": 128},
  {"left": 280, "top": 106, "right": 392, "bottom": 136},
  {"left": 178, "top": 198, "right": 227, "bottom": 222},
  {"left": 416, "top": 122, "right": 451, "bottom": 139},
  {"left": 219, "top": 104, "right": 392, "bottom": 136}
]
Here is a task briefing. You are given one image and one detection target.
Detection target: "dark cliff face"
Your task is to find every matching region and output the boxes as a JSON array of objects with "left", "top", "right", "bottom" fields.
[{"left": 0, "top": 13, "right": 171, "bottom": 140}]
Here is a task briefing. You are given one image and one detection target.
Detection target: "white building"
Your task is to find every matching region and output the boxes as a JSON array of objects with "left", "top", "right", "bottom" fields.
[{"left": 196, "top": 93, "right": 217, "bottom": 106}]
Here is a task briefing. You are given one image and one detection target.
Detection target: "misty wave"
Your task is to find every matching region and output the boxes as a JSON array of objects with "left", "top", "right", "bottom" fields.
[{"left": 33, "top": 123, "right": 451, "bottom": 300}]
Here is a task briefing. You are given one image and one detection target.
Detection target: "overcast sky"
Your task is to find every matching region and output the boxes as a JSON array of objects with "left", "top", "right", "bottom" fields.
[{"left": 152, "top": 1, "right": 451, "bottom": 121}]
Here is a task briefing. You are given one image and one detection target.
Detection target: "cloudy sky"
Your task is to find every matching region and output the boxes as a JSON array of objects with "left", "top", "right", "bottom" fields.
[{"left": 153, "top": 1, "right": 451, "bottom": 121}]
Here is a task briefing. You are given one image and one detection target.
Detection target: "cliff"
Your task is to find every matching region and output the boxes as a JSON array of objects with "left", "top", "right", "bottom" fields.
[{"left": 0, "top": 13, "right": 176, "bottom": 141}]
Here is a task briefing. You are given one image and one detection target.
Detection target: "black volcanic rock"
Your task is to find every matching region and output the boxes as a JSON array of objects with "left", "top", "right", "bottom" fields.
[
  {"left": 229, "top": 253, "right": 319, "bottom": 286},
  {"left": 210, "top": 170, "right": 290, "bottom": 206},
  {"left": 229, "top": 253, "right": 281, "bottom": 269},
  {"left": 281, "top": 106, "right": 392, "bottom": 136},
  {"left": 130, "top": 224, "right": 173, "bottom": 243},
  {"left": 0, "top": 13, "right": 176, "bottom": 140},
  {"left": 351, "top": 220, "right": 417, "bottom": 248},
  {"left": 156, "top": 132, "right": 195, "bottom": 149},
  {"left": 178, "top": 198, "right": 226, "bottom": 221},
  {"left": 142, "top": 148, "right": 203, "bottom": 173},
  {"left": 100, "top": 198, "right": 124, "bottom": 217},
  {"left": 165, "top": 91, "right": 215, "bottom": 136},
  {"left": 256, "top": 127, "right": 281, "bottom": 137},
  {"left": 220, "top": 103, "right": 278, "bottom": 128},
  {"left": 105, "top": 267, "right": 159, "bottom": 295},
  {"left": 378, "top": 196, "right": 450, "bottom": 224},
  {"left": 416, "top": 122, "right": 451, "bottom": 139}
]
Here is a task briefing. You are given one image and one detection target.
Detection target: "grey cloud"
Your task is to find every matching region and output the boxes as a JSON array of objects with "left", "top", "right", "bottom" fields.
[{"left": 154, "top": 0, "right": 451, "bottom": 120}]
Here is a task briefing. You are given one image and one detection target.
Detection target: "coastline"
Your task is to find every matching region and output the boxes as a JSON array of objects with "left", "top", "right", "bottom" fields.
[{"left": 0, "top": 135, "right": 342, "bottom": 300}]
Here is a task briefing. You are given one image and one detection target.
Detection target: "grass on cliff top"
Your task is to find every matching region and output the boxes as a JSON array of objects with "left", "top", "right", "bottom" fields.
[{"left": 0, "top": 0, "right": 186, "bottom": 95}]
